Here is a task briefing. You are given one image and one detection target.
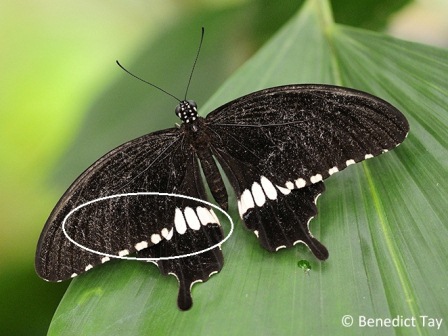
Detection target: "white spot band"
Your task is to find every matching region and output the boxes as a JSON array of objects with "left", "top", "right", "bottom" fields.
[{"left": 61, "top": 192, "right": 234, "bottom": 262}]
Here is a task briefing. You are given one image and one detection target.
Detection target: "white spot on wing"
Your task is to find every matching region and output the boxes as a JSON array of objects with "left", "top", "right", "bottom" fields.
[
  {"left": 276, "top": 185, "right": 291, "bottom": 195},
  {"left": 239, "top": 189, "right": 255, "bottom": 216},
  {"left": 151, "top": 234, "right": 162, "bottom": 244},
  {"left": 293, "top": 239, "right": 305, "bottom": 246},
  {"left": 101, "top": 256, "right": 110, "bottom": 263},
  {"left": 254, "top": 230, "right": 259, "bottom": 238},
  {"left": 365, "top": 154, "right": 374, "bottom": 159},
  {"left": 184, "top": 207, "right": 201, "bottom": 230},
  {"left": 166, "top": 228, "right": 174, "bottom": 240},
  {"left": 286, "top": 181, "right": 294, "bottom": 190},
  {"left": 346, "top": 159, "right": 356, "bottom": 166},
  {"left": 168, "top": 272, "right": 179, "bottom": 282},
  {"left": 209, "top": 209, "right": 220, "bottom": 225},
  {"left": 306, "top": 216, "right": 315, "bottom": 229},
  {"left": 329, "top": 166, "right": 339, "bottom": 175},
  {"left": 118, "top": 249, "right": 129, "bottom": 257},
  {"left": 190, "top": 279, "right": 204, "bottom": 290},
  {"left": 135, "top": 241, "right": 148, "bottom": 251},
  {"left": 161, "top": 228, "right": 169, "bottom": 238},
  {"left": 85, "top": 264, "right": 93, "bottom": 271},
  {"left": 275, "top": 245, "right": 286, "bottom": 251},
  {"left": 251, "top": 182, "right": 266, "bottom": 207},
  {"left": 382, "top": 149, "right": 389, "bottom": 153},
  {"left": 174, "top": 207, "right": 187, "bottom": 234},
  {"left": 295, "top": 178, "right": 306, "bottom": 188},
  {"left": 310, "top": 174, "right": 323, "bottom": 183},
  {"left": 196, "top": 206, "right": 214, "bottom": 225},
  {"left": 293, "top": 240, "right": 312, "bottom": 252},
  {"left": 71, "top": 273, "right": 78, "bottom": 278},
  {"left": 260, "top": 176, "right": 277, "bottom": 200}
]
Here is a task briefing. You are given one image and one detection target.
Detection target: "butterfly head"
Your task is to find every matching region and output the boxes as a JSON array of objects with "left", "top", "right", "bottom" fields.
[{"left": 175, "top": 100, "right": 198, "bottom": 123}]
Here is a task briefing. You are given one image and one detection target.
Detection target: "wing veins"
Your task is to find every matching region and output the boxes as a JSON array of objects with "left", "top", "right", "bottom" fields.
[
  {"left": 208, "top": 125, "right": 264, "bottom": 162},
  {"left": 212, "top": 118, "right": 316, "bottom": 128},
  {"left": 114, "top": 136, "right": 183, "bottom": 192}
]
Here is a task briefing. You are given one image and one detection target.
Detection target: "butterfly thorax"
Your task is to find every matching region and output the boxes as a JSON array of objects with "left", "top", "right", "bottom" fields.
[{"left": 175, "top": 100, "right": 198, "bottom": 124}]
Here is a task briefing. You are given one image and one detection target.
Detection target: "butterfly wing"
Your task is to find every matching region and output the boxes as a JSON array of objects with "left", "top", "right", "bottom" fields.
[
  {"left": 206, "top": 84, "right": 409, "bottom": 257},
  {"left": 207, "top": 84, "right": 409, "bottom": 188},
  {"left": 243, "top": 183, "right": 328, "bottom": 259},
  {"left": 36, "top": 128, "right": 224, "bottom": 302}
]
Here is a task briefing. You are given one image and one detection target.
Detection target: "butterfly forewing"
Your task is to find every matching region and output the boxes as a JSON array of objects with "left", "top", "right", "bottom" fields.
[
  {"left": 206, "top": 84, "right": 409, "bottom": 189},
  {"left": 36, "top": 127, "right": 224, "bottom": 310},
  {"left": 36, "top": 129, "right": 188, "bottom": 281}
]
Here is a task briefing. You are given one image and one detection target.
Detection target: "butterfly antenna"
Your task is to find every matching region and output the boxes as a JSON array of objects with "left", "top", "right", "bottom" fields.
[
  {"left": 116, "top": 60, "right": 181, "bottom": 103},
  {"left": 184, "top": 27, "right": 205, "bottom": 100}
]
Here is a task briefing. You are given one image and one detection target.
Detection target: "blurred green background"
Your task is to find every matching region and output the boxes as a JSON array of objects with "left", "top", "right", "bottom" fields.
[{"left": 1, "top": 0, "right": 447, "bottom": 335}]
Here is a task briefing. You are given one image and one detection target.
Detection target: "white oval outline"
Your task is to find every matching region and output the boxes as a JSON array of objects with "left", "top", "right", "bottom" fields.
[{"left": 62, "top": 192, "right": 234, "bottom": 261}]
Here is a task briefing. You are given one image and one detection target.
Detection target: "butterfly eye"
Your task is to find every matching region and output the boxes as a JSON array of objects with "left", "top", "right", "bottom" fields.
[
  {"left": 175, "top": 104, "right": 182, "bottom": 116},
  {"left": 187, "top": 100, "right": 197, "bottom": 110}
]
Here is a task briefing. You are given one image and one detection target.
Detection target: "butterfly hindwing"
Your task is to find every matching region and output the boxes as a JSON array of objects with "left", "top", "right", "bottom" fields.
[
  {"left": 210, "top": 145, "right": 328, "bottom": 259},
  {"left": 137, "top": 152, "right": 224, "bottom": 310},
  {"left": 242, "top": 182, "right": 328, "bottom": 259},
  {"left": 138, "top": 219, "right": 223, "bottom": 311}
]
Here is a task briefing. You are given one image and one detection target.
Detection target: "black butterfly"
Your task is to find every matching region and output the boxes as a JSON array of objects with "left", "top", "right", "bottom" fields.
[{"left": 35, "top": 29, "right": 409, "bottom": 311}]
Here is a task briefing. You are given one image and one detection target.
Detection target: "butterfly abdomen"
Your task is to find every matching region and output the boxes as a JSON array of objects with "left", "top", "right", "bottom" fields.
[
  {"left": 183, "top": 117, "right": 229, "bottom": 211},
  {"left": 196, "top": 147, "right": 229, "bottom": 211}
]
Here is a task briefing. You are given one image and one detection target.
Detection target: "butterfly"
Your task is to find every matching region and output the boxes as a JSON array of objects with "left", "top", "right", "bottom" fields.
[{"left": 35, "top": 28, "right": 409, "bottom": 310}]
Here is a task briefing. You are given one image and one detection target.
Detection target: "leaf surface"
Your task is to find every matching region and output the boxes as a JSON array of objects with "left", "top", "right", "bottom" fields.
[{"left": 49, "top": 1, "right": 448, "bottom": 335}]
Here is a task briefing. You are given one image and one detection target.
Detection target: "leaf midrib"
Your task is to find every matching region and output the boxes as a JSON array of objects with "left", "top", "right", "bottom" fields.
[{"left": 316, "top": 0, "right": 424, "bottom": 332}]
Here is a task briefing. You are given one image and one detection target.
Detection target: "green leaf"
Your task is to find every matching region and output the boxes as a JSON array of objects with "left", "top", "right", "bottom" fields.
[
  {"left": 49, "top": 0, "right": 448, "bottom": 334},
  {"left": 53, "top": 6, "right": 250, "bottom": 186},
  {"left": 330, "top": 0, "right": 411, "bottom": 30}
]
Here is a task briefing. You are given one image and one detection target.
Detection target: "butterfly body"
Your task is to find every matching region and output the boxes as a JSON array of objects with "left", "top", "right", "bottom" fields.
[
  {"left": 177, "top": 109, "right": 230, "bottom": 211},
  {"left": 36, "top": 84, "right": 409, "bottom": 310}
]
